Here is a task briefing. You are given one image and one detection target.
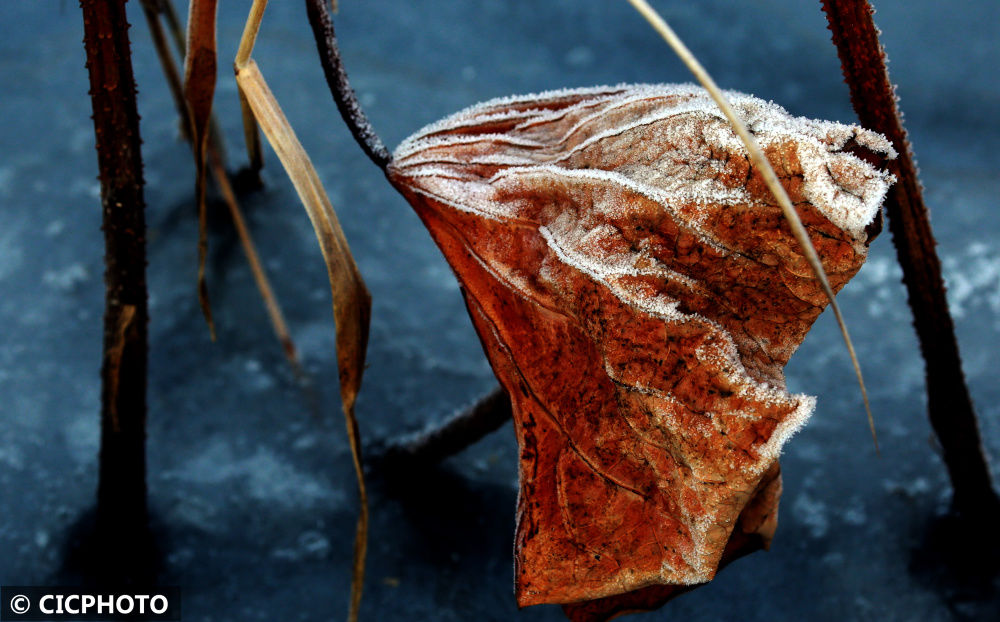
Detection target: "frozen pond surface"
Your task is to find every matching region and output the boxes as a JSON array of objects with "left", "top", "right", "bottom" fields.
[{"left": 1, "top": 1, "right": 998, "bottom": 620}]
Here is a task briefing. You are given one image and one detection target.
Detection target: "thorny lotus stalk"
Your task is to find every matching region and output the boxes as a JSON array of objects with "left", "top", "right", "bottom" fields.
[
  {"left": 305, "top": 0, "right": 391, "bottom": 171},
  {"left": 821, "top": 0, "right": 999, "bottom": 518},
  {"left": 382, "top": 386, "right": 511, "bottom": 467},
  {"left": 80, "top": 0, "right": 150, "bottom": 576}
]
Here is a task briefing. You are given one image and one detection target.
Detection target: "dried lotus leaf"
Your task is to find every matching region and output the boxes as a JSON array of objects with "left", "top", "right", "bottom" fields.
[{"left": 388, "top": 84, "right": 894, "bottom": 606}]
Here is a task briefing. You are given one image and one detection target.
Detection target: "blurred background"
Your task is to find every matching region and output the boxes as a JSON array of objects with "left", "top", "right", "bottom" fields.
[{"left": 1, "top": 1, "right": 998, "bottom": 620}]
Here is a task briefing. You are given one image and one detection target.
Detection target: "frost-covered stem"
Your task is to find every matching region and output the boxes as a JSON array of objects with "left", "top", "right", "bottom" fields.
[
  {"left": 81, "top": 0, "right": 150, "bottom": 573},
  {"left": 821, "top": 0, "right": 998, "bottom": 518},
  {"left": 382, "top": 386, "right": 512, "bottom": 467},
  {"left": 304, "top": 0, "right": 391, "bottom": 171}
]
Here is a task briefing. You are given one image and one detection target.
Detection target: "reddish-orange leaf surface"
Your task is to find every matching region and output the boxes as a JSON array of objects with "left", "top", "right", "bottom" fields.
[
  {"left": 388, "top": 85, "right": 894, "bottom": 608},
  {"left": 562, "top": 462, "right": 782, "bottom": 621}
]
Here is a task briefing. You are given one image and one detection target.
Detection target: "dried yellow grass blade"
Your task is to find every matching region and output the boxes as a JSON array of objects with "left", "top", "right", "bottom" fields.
[
  {"left": 235, "top": 0, "right": 267, "bottom": 68},
  {"left": 206, "top": 148, "right": 301, "bottom": 371},
  {"left": 141, "top": 0, "right": 299, "bottom": 372},
  {"left": 161, "top": 0, "right": 187, "bottom": 56},
  {"left": 234, "top": 0, "right": 267, "bottom": 178},
  {"left": 238, "top": 88, "right": 264, "bottom": 175},
  {"left": 236, "top": 57, "right": 371, "bottom": 621},
  {"left": 626, "top": 0, "right": 877, "bottom": 449},
  {"left": 140, "top": 0, "right": 189, "bottom": 141}
]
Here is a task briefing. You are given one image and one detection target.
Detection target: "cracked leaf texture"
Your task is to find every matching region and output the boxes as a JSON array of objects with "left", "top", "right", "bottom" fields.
[{"left": 388, "top": 84, "right": 893, "bottom": 606}]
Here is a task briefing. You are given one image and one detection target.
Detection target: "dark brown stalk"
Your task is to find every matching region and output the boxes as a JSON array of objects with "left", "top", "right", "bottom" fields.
[
  {"left": 381, "top": 386, "right": 512, "bottom": 467},
  {"left": 821, "top": 0, "right": 998, "bottom": 518},
  {"left": 238, "top": 89, "right": 265, "bottom": 178},
  {"left": 304, "top": 0, "right": 391, "bottom": 171},
  {"left": 302, "top": 0, "right": 515, "bottom": 466},
  {"left": 80, "top": 0, "right": 150, "bottom": 575}
]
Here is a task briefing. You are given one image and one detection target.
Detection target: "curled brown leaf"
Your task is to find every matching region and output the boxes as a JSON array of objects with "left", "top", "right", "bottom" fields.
[
  {"left": 389, "top": 85, "right": 893, "bottom": 606},
  {"left": 183, "top": 0, "right": 219, "bottom": 338}
]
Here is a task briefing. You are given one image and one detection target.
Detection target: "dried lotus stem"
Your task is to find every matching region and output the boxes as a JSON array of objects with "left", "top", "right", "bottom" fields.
[
  {"left": 305, "top": 0, "right": 391, "bottom": 171},
  {"left": 81, "top": 0, "right": 151, "bottom": 575},
  {"left": 139, "top": 0, "right": 301, "bottom": 373},
  {"left": 381, "top": 386, "right": 511, "bottom": 468},
  {"left": 822, "top": 0, "right": 999, "bottom": 516}
]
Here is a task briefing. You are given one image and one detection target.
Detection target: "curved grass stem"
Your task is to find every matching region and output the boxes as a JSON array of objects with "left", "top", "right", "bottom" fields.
[
  {"left": 140, "top": 0, "right": 300, "bottom": 374},
  {"left": 235, "top": 4, "right": 372, "bottom": 618},
  {"left": 626, "top": 0, "right": 877, "bottom": 450},
  {"left": 822, "top": 0, "right": 998, "bottom": 514}
]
